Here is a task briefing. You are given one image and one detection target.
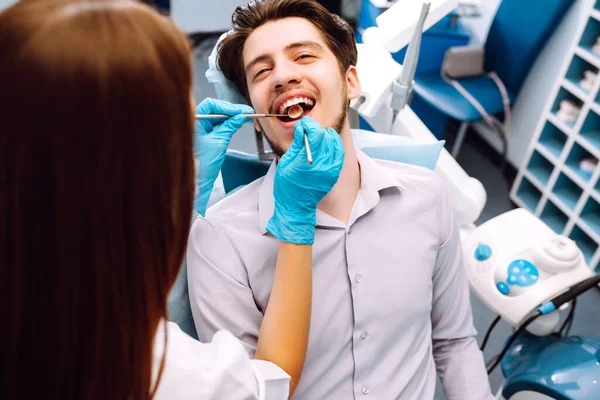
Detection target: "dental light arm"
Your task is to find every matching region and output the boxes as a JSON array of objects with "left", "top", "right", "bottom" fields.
[
  {"left": 351, "top": 0, "right": 486, "bottom": 230},
  {"left": 392, "top": 1, "right": 430, "bottom": 112}
]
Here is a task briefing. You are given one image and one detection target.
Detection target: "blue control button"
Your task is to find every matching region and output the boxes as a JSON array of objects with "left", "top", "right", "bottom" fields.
[
  {"left": 474, "top": 243, "right": 492, "bottom": 261},
  {"left": 496, "top": 282, "right": 510, "bottom": 295},
  {"left": 506, "top": 260, "right": 539, "bottom": 287}
]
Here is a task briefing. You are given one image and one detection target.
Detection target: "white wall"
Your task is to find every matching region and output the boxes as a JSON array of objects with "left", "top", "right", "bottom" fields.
[
  {"left": 0, "top": 0, "right": 17, "bottom": 11},
  {"left": 171, "top": 0, "right": 247, "bottom": 33},
  {"left": 461, "top": 0, "right": 594, "bottom": 169}
]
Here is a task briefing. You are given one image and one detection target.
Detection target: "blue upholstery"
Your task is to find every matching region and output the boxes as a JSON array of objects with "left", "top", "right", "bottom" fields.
[
  {"left": 221, "top": 131, "right": 446, "bottom": 193},
  {"left": 221, "top": 150, "right": 271, "bottom": 194},
  {"left": 356, "top": 2, "right": 469, "bottom": 137},
  {"left": 414, "top": 74, "right": 515, "bottom": 121},
  {"left": 167, "top": 255, "right": 198, "bottom": 339},
  {"left": 355, "top": 0, "right": 380, "bottom": 43},
  {"left": 413, "top": 0, "right": 576, "bottom": 123},
  {"left": 484, "top": 0, "right": 575, "bottom": 94},
  {"left": 351, "top": 129, "right": 445, "bottom": 171}
]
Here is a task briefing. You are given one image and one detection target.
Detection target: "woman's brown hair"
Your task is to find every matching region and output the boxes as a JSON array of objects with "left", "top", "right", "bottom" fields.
[{"left": 0, "top": 0, "right": 194, "bottom": 398}]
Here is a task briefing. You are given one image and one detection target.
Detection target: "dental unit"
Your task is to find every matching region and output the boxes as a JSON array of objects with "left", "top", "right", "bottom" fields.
[{"left": 352, "top": 1, "right": 600, "bottom": 399}]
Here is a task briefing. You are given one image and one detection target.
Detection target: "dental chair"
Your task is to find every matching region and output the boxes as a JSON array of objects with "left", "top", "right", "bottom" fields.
[
  {"left": 357, "top": 0, "right": 576, "bottom": 155},
  {"left": 168, "top": 0, "right": 458, "bottom": 344},
  {"left": 167, "top": 257, "right": 197, "bottom": 339},
  {"left": 413, "top": 0, "right": 575, "bottom": 157}
]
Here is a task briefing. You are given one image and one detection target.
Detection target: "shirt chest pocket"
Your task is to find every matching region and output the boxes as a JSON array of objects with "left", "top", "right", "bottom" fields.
[{"left": 347, "top": 226, "right": 438, "bottom": 320}]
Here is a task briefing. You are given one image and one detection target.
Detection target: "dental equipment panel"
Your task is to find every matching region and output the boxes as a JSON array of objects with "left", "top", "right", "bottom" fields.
[{"left": 463, "top": 208, "right": 593, "bottom": 332}]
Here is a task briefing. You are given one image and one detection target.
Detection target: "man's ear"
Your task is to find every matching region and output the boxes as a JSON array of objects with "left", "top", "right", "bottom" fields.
[
  {"left": 254, "top": 119, "right": 262, "bottom": 132},
  {"left": 346, "top": 65, "right": 361, "bottom": 100}
]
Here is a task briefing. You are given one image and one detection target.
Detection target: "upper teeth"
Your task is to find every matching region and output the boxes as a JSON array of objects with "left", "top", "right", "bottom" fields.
[{"left": 279, "top": 97, "right": 314, "bottom": 115}]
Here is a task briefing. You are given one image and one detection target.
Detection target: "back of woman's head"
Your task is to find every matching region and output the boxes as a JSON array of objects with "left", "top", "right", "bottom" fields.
[{"left": 0, "top": 1, "right": 194, "bottom": 398}]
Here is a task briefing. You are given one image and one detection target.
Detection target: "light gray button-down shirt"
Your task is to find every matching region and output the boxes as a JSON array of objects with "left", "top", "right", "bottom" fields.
[{"left": 187, "top": 150, "right": 493, "bottom": 400}]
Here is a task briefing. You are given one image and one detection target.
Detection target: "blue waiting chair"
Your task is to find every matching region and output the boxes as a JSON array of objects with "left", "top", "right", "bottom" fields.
[{"left": 411, "top": 0, "right": 575, "bottom": 157}]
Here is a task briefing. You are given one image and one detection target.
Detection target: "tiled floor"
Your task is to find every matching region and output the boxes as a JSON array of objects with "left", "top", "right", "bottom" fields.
[{"left": 192, "top": 36, "right": 600, "bottom": 399}]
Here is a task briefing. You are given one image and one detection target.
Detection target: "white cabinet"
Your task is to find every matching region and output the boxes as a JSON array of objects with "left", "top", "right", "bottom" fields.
[{"left": 511, "top": 0, "right": 600, "bottom": 272}]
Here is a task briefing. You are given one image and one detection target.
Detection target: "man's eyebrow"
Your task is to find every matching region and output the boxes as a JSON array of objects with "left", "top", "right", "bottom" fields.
[
  {"left": 284, "top": 41, "right": 324, "bottom": 52},
  {"left": 244, "top": 41, "right": 325, "bottom": 74},
  {"left": 245, "top": 54, "right": 271, "bottom": 74}
]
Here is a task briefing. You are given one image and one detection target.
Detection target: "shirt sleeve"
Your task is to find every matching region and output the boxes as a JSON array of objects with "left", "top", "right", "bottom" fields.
[
  {"left": 152, "top": 321, "right": 290, "bottom": 400},
  {"left": 431, "top": 183, "right": 494, "bottom": 400},
  {"left": 186, "top": 216, "right": 264, "bottom": 356}
]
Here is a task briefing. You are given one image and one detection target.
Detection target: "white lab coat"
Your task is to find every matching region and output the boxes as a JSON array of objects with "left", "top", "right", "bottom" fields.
[{"left": 152, "top": 321, "right": 290, "bottom": 399}]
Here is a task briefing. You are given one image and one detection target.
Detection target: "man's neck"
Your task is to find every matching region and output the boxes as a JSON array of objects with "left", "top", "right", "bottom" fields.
[{"left": 317, "top": 123, "right": 360, "bottom": 224}]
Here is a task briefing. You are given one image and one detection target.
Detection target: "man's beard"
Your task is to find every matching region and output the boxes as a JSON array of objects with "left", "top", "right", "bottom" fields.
[{"left": 258, "top": 89, "right": 348, "bottom": 158}]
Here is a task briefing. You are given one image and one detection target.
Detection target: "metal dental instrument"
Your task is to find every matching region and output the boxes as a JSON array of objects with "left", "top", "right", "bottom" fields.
[
  {"left": 287, "top": 104, "right": 313, "bottom": 165},
  {"left": 195, "top": 113, "right": 287, "bottom": 119},
  {"left": 304, "top": 132, "right": 313, "bottom": 164},
  {"left": 196, "top": 105, "right": 313, "bottom": 164}
]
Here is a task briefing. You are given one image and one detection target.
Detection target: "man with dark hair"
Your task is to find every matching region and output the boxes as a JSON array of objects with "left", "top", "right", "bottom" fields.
[{"left": 187, "top": 0, "right": 494, "bottom": 398}]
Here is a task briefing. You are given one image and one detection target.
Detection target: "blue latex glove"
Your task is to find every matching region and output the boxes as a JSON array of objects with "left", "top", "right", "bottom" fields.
[
  {"left": 266, "top": 116, "right": 345, "bottom": 244},
  {"left": 194, "top": 98, "right": 253, "bottom": 216}
]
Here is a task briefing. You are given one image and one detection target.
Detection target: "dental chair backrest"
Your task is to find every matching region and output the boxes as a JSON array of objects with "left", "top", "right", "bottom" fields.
[
  {"left": 220, "top": 130, "right": 446, "bottom": 196},
  {"left": 221, "top": 150, "right": 271, "bottom": 194},
  {"left": 220, "top": 130, "right": 445, "bottom": 194},
  {"left": 167, "top": 209, "right": 200, "bottom": 340}
]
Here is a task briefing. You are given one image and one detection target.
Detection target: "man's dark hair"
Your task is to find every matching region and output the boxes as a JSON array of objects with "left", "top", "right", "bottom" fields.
[{"left": 218, "top": 0, "right": 357, "bottom": 101}]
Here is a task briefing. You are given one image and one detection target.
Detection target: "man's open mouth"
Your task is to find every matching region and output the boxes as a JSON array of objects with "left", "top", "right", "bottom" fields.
[{"left": 277, "top": 96, "right": 315, "bottom": 122}]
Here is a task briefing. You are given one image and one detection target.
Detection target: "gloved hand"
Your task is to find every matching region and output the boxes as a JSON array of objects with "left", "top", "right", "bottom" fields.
[
  {"left": 266, "top": 116, "right": 345, "bottom": 244},
  {"left": 194, "top": 98, "right": 254, "bottom": 216}
]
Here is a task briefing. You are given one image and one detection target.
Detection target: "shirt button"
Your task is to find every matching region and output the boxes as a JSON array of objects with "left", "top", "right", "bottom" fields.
[
  {"left": 360, "top": 331, "right": 368, "bottom": 340},
  {"left": 355, "top": 274, "right": 362, "bottom": 283},
  {"left": 362, "top": 386, "right": 370, "bottom": 395}
]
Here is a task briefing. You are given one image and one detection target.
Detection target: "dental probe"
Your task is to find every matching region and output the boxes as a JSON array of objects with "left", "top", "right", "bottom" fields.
[
  {"left": 303, "top": 133, "right": 313, "bottom": 164},
  {"left": 286, "top": 104, "right": 313, "bottom": 164},
  {"left": 195, "top": 113, "right": 287, "bottom": 119}
]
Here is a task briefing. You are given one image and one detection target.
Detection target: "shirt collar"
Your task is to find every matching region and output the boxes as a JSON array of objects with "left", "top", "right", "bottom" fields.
[
  {"left": 355, "top": 149, "right": 404, "bottom": 194},
  {"left": 258, "top": 149, "right": 404, "bottom": 234}
]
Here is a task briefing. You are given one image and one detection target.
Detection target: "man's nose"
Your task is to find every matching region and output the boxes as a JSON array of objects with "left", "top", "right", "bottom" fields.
[{"left": 271, "top": 61, "right": 302, "bottom": 90}]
